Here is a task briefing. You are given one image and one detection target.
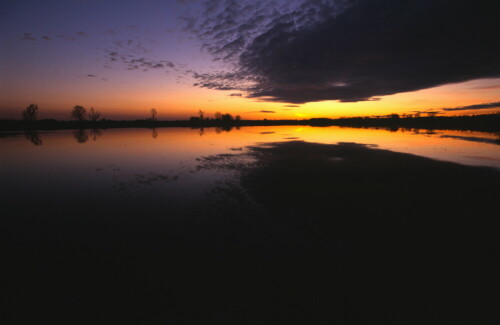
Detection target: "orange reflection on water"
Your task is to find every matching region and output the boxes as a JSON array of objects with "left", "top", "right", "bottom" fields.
[{"left": 2, "top": 126, "right": 499, "bottom": 170}]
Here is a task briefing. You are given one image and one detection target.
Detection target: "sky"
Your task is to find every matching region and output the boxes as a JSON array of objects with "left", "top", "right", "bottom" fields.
[{"left": 1, "top": 0, "right": 500, "bottom": 120}]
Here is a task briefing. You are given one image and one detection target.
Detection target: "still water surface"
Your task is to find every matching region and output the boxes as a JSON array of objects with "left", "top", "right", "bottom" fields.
[
  {"left": 2, "top": 126, "right": 500, "bottom": 324},
  {"left": 2, "top": 125, "right": 499, "bottom": 207}
]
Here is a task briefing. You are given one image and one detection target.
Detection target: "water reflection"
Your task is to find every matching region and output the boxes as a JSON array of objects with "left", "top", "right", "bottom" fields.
[
  {"left": 2, "top": 126, "right": 500, "bottom": 324},
  {"left": 441, "top": 134, "right": 500, "bottom": 145},
  {"left": 151, "top": 127, "right": 158, "bottom": 139},
  {"left": 24, "top": 131, "right": 42, "bottom": 146},
  {"left": 214, "top": 125, "right": 233, "bottom": 134},
  {"left": 89, "top": 128, "right": 103, "bottom": 141},
  {"left": 191, "top": 125, "right": 242, "bottom": 136},
  {"left": 71, "top": 128, "right": 103, "bottom": 143},
  {"left": 9, "top": 126, "right": 500, "bottom": 169},
  {"left": 73, "top": 129, "right": 89, "bottom": 143}
]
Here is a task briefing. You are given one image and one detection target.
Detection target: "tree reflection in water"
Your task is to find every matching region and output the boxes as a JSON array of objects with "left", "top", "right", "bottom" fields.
[
  {"left": 73, "top": 129, "right": 89, "bottom": 143},
  {"left": 24, "top": 131, "right": 42, "bottom": 146},
  {"left": 89, "top": 128, "right": 103, "bottom": 141}
]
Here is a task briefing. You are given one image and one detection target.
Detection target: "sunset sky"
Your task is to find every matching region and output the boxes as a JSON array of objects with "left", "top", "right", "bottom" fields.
[{"left": 1, "top": 0, "right": 499, "bottom": 120}]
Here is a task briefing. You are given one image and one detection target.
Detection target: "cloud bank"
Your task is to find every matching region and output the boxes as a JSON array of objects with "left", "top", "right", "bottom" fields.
[{"left": 185, "top": 0, "right": 500, "bottom": 103}]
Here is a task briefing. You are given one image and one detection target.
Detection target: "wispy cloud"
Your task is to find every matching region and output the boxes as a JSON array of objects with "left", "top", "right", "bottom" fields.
[
  {"left": 76, "top": 31, "right": 89, "bottom": 38},
  {"left": 441, "top": 101, "right": 500, "bottom": 111},
  {"left": 471, "top": 84, "right": 500, "bottom": 90},
  {"left": 57, "top": 34, "right": 76, "bottom": 41},
  {"left": 104, "top": 49, "right": 175, "bottom": 72},
  {"left": 22, "top": 33, "right": 36, "bottom": 41},
  {"left": 247, "top": 110, "right": 276, "bottom": 113}
]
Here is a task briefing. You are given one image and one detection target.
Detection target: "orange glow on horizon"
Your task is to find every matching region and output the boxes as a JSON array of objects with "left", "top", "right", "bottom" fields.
[{"left": 1, "top": 78, "right": 499, "bottom": 120}]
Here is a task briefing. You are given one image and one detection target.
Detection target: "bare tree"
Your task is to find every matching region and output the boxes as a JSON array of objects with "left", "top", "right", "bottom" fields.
[
  {"left": 214, "top": 111, "right": 222, "bottom": 120},
  {"left": 150, "top": 108, "right": 157, "bottom": 121},
  {"left": 88, "top": 107, "right": 101, "bottom": 121},
  {"left": 71, "top": 105, "right": 86, "bottom": 121},
  {"left": 22, "top": 104, "right": 39, "bottom": 121},
  {"left": 198, "top": 110, "right": 205, "bottom": 120}
]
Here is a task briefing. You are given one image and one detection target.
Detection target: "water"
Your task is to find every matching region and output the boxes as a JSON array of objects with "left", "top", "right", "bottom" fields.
[
  {"left": 2, "top": 126, "right": 499, "bottom": 324},
  {"left": 2, "top": 126, "right": 499, "bottom": 200},
  {"left": 2, "top": 126, "right": 499, "bottom": 214}
]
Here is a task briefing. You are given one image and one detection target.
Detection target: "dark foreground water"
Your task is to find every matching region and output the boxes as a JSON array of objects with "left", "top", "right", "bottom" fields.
[{"left": 2, "top": 126, "right": 500, "bottom": 324}]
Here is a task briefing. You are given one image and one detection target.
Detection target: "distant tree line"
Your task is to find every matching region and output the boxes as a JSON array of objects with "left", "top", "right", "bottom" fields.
[
  {"left": 10, "top": 103, "right": 499, "bottom": 134},
  {"left": 189, "top": 110, "right": 241, "bottom": 122}
]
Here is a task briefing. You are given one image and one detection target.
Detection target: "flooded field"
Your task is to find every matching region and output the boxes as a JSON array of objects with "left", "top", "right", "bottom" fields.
[{"left": 2, "top": 126, "right": 499, "bottom": 324}]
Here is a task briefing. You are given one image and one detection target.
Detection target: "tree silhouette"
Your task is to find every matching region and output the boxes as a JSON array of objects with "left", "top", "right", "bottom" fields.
[
  {"left": 198, "top": 110, "right": 205, "bottom": 120},
  {"left": 221, "top": 113, "right": 233, "bottom": 122},
  {"left": 71, "top": 105, "right": 86, "bottom": 121},
  {"left": 214, "top": 111, "right": 222, "bottom": 120},
  {"left": 151, "top": 108, "right": 157, "bottom": 121},
  {"left": 88, "top": 107, "right": 101, "bottom": 121},
  {"left": 22, "top": 104, "right": 39, "bottom": 121}
]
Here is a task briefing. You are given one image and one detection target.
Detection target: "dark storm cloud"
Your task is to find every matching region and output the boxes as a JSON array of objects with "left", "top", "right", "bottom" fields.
[
  {"left": 441, "top": 101, "right": 500, "bottom": 112},
  {"left": 187, "top": 0, "right": 500, "bottom": 104}
]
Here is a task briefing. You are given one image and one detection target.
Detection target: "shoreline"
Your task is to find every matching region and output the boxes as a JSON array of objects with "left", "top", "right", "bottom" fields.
[{"left": 1, "top": 114, "right": 499, "bottom": 133}]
